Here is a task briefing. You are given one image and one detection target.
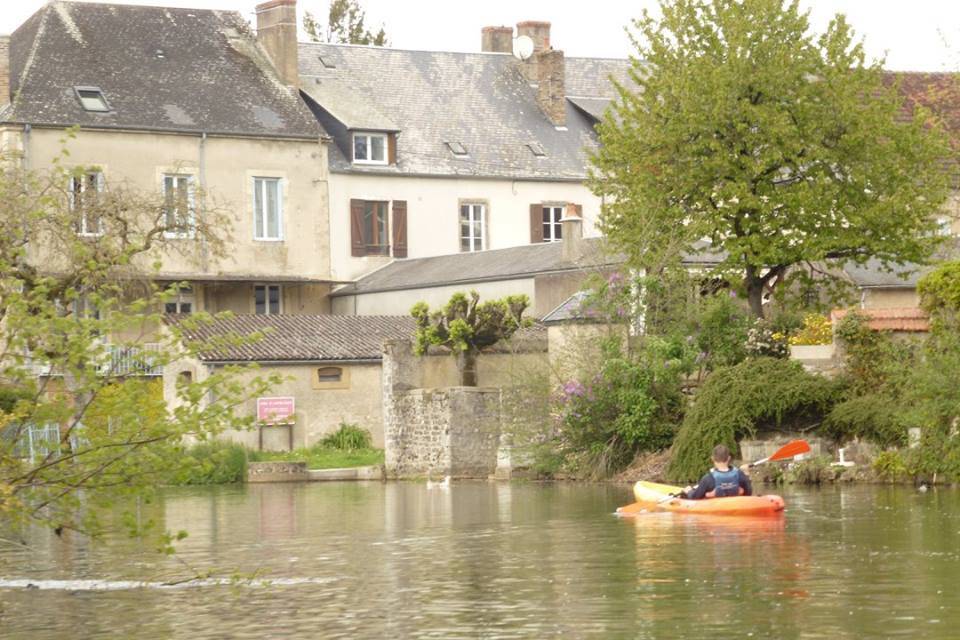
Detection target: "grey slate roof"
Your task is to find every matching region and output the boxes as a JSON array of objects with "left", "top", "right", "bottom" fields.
[
  {"left": 843, "top": 260, "right": 926, "bottom": 288},
  {"left": 168, "top": 314, "right": 415, "bottom": 362},
  {"left": 330, "top": 237, "right": 620, "bottom": 297},
  {"left": 298, "top": 43, "right": 630, "bottom": 179},
  {"left": 4, "top": 1, "right": 322, "bottom": 139}
]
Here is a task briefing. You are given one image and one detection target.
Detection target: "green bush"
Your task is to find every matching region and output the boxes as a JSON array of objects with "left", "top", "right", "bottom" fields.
[
  {"left": 555, "top": 338, "right": 686, "bottom": 478},
  {"left": 690, "top": 293, "right": 750, "bottom": 371},
  {"left": 668, "top": 357, "right": 843, "bottom": 481},
  {"left": 822, "top": 395, "right": 908, "bottom": 448},
  {"left": 784, "top": 455, "right": 834, "bottom": 485},
  {"left": 320, "top": 423, "right": 372, "bottom": 450},
  {"left": 174, "top": 441, "right": 248, "bottom": 485},
  {"left": 873, "top": 450, "right": 908, "bottom": 482}
]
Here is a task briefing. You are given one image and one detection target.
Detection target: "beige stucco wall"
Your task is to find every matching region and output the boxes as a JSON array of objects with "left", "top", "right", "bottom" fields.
[
  {"left": 183, "top": 361, "right": 385, "bottom": 450},
  {"left": 200, "top": 282, "right": 331, "bottom": 315},
  {"left": 331, "top": 278, "right": 537, "bottom": 316},
  {"left": 8, "top": 126, "right": 331, "bottom": 281},
  {"left": 419, "top": 351, "right": 547, "bottom": 389},
  {"left": 328, "top": 172, "right": 602, "bottom": 280},
  {"left": 547, "top": 323, "right": 630, "bottom": 383},
  {"left": 861, "top": 288, "right": 920, "bottom": 309}
]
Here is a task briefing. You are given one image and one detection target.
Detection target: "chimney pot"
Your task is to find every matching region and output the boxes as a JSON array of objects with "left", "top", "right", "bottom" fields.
[
  {"left": 481, "top": 26, "right": 513, "bottom": 54},
  {"left": 255, "top": 0, "right": 299, "bottom": 89},
  {"left": 560, "top": 207, "right": 584, "bottom": 263}
]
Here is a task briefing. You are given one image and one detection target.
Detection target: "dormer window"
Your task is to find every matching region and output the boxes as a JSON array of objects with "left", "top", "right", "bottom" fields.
[
  {"left": 527, "top": 142, "right": 546, "bottom": 157},
  {"left": 74, "top": 86, "right": 110, "bottom": 112},
  {"left": 353, "top": 132, "right": 388, "bottom": 165},
  {"left": 445, "top": 141, "right": 468, "bottom": 157}
]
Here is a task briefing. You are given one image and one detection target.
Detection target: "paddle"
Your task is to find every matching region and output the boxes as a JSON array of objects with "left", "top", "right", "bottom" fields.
[{"left": 657, "top": 439, "right": 811, "bottom": 503}]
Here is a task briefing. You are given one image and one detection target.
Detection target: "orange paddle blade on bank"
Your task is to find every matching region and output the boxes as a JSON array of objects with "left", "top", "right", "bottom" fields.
[{"left": 753, "top": 439, "right": 811, "bottom": 466}]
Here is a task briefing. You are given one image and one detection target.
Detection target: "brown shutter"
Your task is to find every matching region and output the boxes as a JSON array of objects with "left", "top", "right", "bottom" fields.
[
  {"left": 350, "top": 199, "right": 365, "bottom": 256},
  {"left": 392, "top": 200, "right": 407, "bottom": 258},
  {"left": 387, "top": 133, "right": 397, "bottom": 165},
  {"left": 530, "top": 204, "right": 544, "bottom": 243}
]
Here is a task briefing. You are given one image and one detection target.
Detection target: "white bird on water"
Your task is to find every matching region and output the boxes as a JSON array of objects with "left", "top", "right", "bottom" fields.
[{"left": 426, "top": 476, "right": 451, "bottom": 489}]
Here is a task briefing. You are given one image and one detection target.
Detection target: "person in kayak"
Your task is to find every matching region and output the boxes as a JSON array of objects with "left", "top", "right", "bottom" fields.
[{"left": 681, "top": 445, "right": 752, "bottom": 499}]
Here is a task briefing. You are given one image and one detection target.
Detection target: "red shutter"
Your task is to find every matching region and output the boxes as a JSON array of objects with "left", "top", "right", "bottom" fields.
[
  {"left": 530, "top": 204, "right": 544, "bottom": 243},
  {"left": 392, "top": 200, "right": 407, "bottom": 258},
  {"left": 350, "top": 199, "right": 365, "bottom": 256}
]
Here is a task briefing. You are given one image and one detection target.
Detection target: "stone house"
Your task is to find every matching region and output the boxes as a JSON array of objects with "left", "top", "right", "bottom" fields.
[{"left": 0, "top": 1, "right": 334, "bottom": 324}]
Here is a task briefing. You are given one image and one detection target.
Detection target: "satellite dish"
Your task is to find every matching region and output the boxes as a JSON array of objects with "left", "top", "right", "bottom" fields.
[{"left": 513, "top": 35, "right": 534, "bottom": 61}]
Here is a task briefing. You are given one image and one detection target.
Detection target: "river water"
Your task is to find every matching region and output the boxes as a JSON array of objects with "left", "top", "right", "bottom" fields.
[{"left": 0, "top": 482, "right": 958, "bottom": 639}]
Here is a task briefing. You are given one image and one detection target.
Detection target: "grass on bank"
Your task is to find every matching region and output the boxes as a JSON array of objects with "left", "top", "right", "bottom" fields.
[{"left": 174, "top": 424, "right": 382, "bottom": 485}]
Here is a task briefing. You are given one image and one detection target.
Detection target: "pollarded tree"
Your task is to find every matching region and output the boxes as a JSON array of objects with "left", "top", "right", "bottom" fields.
[
  {"left": 591, "top": 0, "right": 952, "bottom": 318},
  {"left": 411, "top": 291, "right": 530, "bottom": 386}
]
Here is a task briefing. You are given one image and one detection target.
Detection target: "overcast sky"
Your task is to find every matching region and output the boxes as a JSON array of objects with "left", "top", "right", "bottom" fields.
[{"left": 3, "top": 0, "right": 960, "bottom": 71}]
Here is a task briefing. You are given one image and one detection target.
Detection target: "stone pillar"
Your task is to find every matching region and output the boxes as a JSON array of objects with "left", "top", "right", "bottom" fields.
[
  {"left": 481, "top": 26, "right": 513, "bottom": 53},
  {"left": 382, "top": 339, "right": 420, "bottom": 475},
  {"left": 255, "top": 0, "right": 299, "bottom": 89},
  {"left": 560, "top": 206, "right": 583, "bottom": 262},
  {"left": 517, "top": 21, "right": 551, "bottom": 53}
]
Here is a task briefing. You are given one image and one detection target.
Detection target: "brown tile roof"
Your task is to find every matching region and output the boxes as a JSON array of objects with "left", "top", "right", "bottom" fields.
[
  {"left": 831, "top": 307, "right": 930, "bottom": 333},
  {"left": 167, "top": 314, "right": 416, "bottom": 362}
]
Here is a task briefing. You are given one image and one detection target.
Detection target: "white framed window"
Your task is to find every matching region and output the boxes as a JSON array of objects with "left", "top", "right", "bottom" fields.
[
  {"left": 253, "top": 177, "right": 282, "bottom": 240},
  {"left": 460, "top": 203, "right": 486, "bottom": 252},
  {"left": 254, "top": 284, "right": 282, "bottom": 315},
  {"left": 70, "top": 171, "right": 104, "bottom": 236},
  {"left": 164, "top": 286, "right": 194, "bottom": 314},
  {"left": 162, "top": 174, "right": 195, "bottom": 238},
  {"left": 353, "top": 132, "right": 387, "bottom": 165},
  {"left": 542, "top": 205, "right": 564, "bottom": 242}
]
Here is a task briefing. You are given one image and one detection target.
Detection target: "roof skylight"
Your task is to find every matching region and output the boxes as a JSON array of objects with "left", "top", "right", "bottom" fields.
[
  {"left": 74, "top": 87, "right": 109, "bottom": 112},
  {"left": 527, "top": 142, "right": 546, "bottom": 157},
  {"left": 445, "top": 141, "right": 468, "bottom": 156}
]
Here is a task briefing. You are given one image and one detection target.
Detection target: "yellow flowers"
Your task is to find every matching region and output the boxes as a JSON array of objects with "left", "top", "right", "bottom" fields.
[{"left": 789, "top": 314, "right": 833, "bottom": 346}]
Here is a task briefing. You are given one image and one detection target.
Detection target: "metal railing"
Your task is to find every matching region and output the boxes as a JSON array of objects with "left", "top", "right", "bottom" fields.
[
  {"left": 100, "top": 343, "right": 164, "bottom": 377},
  {"left": 1, "top": 422, "right": 63, "bottom": 461}
]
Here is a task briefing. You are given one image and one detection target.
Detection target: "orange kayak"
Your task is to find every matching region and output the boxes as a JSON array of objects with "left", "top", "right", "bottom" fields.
[{"left": 617, "top": 481, "right": 785, "bottom": 517}]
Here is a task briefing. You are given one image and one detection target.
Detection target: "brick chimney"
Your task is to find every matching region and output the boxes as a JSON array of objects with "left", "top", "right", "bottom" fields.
[
  {"left": 256, "top": 0, "right": 299, "bottom": 89},
  {"left": 536, "top": 49, "right": 565, "bottom": 127},
  {"left": 0, "top": 35, "right": 10, "bottom": 109},
  {"left": 515, "top": 21, "right": 566, "bottom": 126},
  {"left": 481, "top": 26, "right": 513, "bottom": 53}
]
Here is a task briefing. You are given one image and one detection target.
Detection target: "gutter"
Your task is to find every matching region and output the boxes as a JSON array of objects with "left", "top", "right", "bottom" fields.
[
  {"left": 3, "top": 121, "right": 330, "bottom": 143},
  {"left": 204, "top": 358, "right": 382, "bottom": 366}
]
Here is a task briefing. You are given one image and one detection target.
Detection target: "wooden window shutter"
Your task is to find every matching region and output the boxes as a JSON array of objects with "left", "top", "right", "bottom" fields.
[
  {"left": 350, "top": 199, "right": 366, "bottom": 256},
  {"left": 392, "top": 200, "right": 408, "bottom": 258},
  {"left": 530, "top": 204, "right": 544, "bottom": 243},
  {"left": 387, "top": 133, "right": 397, "bottom": 165},
  {"left": 573, "top": 203, "right": 583, "bottom": 218}
]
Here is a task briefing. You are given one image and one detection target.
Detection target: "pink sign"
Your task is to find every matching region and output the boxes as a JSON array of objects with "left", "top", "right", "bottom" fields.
[{"left": 257, "top": 397, "right": 295, "bottom": 425}]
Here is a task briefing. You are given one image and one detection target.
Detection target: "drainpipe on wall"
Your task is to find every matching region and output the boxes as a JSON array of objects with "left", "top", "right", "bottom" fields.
[
  {"left": 22, "top": 124, "right": 30, "bottom": 171},
  {"left": 198, "top": 131, "right": 208, "bottom": 272}
]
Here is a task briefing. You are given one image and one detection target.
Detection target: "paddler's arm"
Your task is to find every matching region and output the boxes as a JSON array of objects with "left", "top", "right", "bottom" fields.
[
  {"left": 682, "top": 473, "right": 715, "bottom": 500},
  {"left": 739, "top": 464, "right": 753, "bottom": 496}
]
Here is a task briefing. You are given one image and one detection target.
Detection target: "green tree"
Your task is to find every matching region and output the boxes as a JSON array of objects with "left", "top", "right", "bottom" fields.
[
  {"left": 591, "top": 0, "right": 951, "bottom": 318},
  {"left": 303, "top": 0, "right": 388, "bottom": 46},
  {"left": 0, "top": 144, "right": 278, "bottom": 540},
  {"left": 411, "top": 291, "right": 530, "bottom": 386}
]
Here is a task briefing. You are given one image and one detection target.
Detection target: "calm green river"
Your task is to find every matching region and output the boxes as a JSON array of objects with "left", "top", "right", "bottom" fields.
[{"left": 0, "top": 482, "right": 958, "bottom": 638}]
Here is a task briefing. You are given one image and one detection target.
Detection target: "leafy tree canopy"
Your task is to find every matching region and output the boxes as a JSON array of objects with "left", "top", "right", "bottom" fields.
[
  {"left": 591, "top": 0, "right": 952, "bottom": 317},
  {"left": 303, "top": 0, "right": 388, "bottom": 46}
]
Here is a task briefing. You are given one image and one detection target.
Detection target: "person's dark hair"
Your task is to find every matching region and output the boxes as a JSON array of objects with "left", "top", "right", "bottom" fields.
[{"left": 712, "top": 444, "right": 731, "bottom": 463}]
